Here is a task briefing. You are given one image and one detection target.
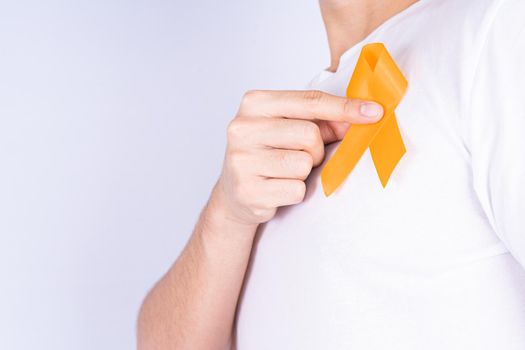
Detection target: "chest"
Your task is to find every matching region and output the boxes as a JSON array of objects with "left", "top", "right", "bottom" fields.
[{"left": 251, "top": 58, "right": 500, "bottom": 276}]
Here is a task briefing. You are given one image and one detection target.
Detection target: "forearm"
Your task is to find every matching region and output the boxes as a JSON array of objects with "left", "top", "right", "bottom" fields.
[{"left": 137, "top": 187, "right": 258, "bottom": 350}]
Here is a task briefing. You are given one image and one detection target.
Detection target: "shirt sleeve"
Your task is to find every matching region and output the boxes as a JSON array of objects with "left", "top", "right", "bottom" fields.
[{"left": 468, "top": 0, "right": 525, "bottom": 268}]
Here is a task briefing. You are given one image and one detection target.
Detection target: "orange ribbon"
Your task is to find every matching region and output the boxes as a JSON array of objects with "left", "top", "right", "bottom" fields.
[{"left": 321, "top": 43, "right": 408, "bottom": 196}]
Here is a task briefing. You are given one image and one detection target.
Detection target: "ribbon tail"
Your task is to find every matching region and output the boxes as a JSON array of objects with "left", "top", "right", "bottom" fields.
[{"left": 369, "top": 112, "right": 406, "bottom": 187}]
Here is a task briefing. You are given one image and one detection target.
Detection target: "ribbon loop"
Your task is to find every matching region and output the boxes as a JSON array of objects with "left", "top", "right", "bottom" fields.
[{"left": 321, "top": 43, "right": 408, "bottom": 196}]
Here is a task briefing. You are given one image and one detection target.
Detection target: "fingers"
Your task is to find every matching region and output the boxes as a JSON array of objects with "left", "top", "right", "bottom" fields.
[
  {"left": 316, "top": 120, "right": 351, "bottom": 144},
  {"left": 222, "top": 148, "right": 309, "bottom": 224},
  {"left": 255, "top": 179, "right": 307, "bottom": 208},
  {"left": 228, "top": 148, "right": 313, "bottom": 180},
  {"left": 230, "top": 150, "right": 311, "bottom": 208},
  {"left": 237, "top": 89, "right": 384, "bottom": 124},
  {"left": 247, "top": 149, "right": 314, "bottom": 180},
  {"left": 228, "top": 117, "right": 325, "bottom": 166}
]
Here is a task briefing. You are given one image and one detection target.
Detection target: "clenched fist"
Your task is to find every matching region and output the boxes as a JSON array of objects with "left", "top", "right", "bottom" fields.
[{"left": 210, "top": 89, "right": 384, "bottom": 226}]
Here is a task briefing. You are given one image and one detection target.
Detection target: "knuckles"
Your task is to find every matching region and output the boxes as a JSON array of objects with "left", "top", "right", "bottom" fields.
[
  {"left": 275, "top": 150, "right": 292, "bottom": 169},
  {"left": 287, "top": 180, "right": 307, "bottom": 204},
  {"left": 226, "top": 117, "right": 248, "bottom": 141},
  {"left": 284, "top": 152, "right": 314, "bottom": 179},
  {"left": 242, "top": 89, "right": 261, "bottom": 103},
  {"left": 342, "top": 97, "right": 357, "bottom": 117},
  {"left": 302, "top": 90, "right": 325, "bottom": 106},
  {"left": 227, "top": 150, "right": 247, "bottom": 174},
  {"left": 239, "top": 89, "right": 265, "bottom": 114},
  {"left": 274, "top": 151, "right": 313, "bottom": 179},
  {"left": 298, "top": 122, "right": 324, "bottom": 166},
  {"left": 294, "top": 152, "right": 314, "bottom": 179},
  {"left": 301, "top": 122, "right": 323, "bottom": 148}
]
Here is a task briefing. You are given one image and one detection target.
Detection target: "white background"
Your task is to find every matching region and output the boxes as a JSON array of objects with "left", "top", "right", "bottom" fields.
[{"left": 0, "top": 1, "right": 327, "bottom": 349}]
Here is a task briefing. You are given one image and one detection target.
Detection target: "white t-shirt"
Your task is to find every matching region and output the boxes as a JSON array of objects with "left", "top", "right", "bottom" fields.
[{"left": 234, "top": 0, "right": 525, "bottom": 349}]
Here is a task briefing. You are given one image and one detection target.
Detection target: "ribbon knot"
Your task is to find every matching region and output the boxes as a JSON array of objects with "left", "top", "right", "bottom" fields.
[{"left": 321, "top": 43, "right": 408, "bottom": 196}]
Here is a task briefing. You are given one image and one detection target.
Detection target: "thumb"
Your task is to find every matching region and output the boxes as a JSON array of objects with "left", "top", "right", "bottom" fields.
[{"left": 317, "top": 120, "right": 351, "bottom": 144}]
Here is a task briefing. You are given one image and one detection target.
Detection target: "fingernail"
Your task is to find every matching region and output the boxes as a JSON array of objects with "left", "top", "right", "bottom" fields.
[{"left": 360, "top": 102, "right": 383, "bottom": 119}]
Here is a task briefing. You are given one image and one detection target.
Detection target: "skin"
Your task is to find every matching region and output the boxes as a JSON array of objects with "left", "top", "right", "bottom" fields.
[{"left": 137, "top": 1, "right": 418, "bottom": 349}]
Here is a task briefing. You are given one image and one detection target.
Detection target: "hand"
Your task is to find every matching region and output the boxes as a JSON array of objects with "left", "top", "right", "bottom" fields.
[{"left": 210, "top": 89, "right": 384, "bottom": 227}]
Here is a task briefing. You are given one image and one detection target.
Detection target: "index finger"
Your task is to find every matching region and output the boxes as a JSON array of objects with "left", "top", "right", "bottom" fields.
[{"left": 237, "top": 89, "right": 384, "bottom": 124}]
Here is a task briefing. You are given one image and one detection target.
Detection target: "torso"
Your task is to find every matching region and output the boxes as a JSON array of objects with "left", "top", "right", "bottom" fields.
[{"left": 234, "top": 1, "right": 525, "bottom": 348}]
